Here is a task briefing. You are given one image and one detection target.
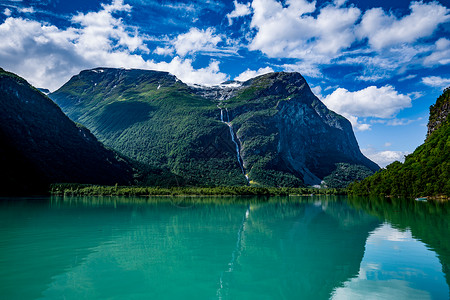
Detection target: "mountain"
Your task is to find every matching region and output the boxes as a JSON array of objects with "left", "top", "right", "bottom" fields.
[
  {"left": 0, "top": 68, "right": 137, "bottom": 195},
  {"left": 348, "top": 87, "right": 450, "bottom": 198},
  {"left": 50, "top": 68, "right": 378, "bottom": 187}
]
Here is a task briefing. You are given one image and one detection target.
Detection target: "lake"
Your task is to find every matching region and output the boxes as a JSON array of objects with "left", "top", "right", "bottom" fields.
[{"left": 0, "top": 196, "right": 449, "bottom": 299}]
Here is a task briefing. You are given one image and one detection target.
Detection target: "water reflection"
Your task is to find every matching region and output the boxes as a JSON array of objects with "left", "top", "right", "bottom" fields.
[
  {"left": 332, "top": 223, "right": 449, "bottom": 299},
  {"left": 347, "top": 196, "right": 450, "bottom": 296},
  {"left": 0, "top": 196, "right": 448, "bottom": 299}
]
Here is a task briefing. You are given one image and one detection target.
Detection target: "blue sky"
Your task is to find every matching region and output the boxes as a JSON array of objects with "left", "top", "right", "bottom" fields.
[{"left": 0, "top": 0, "right": 449, "bottom": 167}]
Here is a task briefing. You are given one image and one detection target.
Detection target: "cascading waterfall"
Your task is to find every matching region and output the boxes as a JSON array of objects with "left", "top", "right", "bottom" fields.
[
  {"left": 218, "top": 105, "right": 248, "bottom": 182},
  {"left": 216, "top": 206, "right": 250, "bottom": 299}
]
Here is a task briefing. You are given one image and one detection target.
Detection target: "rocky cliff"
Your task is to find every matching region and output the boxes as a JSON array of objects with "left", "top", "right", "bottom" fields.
[
  {"left": 219, "top": 72, "right": 378, "bottom": 185},
  {"left": 50, "top": 68, "right": 378, "bottom": 187},
  {"left": 427, "top": 87, "right": 450, "bottom": 138}
]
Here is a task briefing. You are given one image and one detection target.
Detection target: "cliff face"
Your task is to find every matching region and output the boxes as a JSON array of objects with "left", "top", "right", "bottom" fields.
[
  {"left": 50, "top": 68, "right": 378, "bottom": 187},
  {"left": 225, "top": 72, "right": 378, "bottom": 185},
  {"left": 427, "top": 87, "right": 450, "bottom": 138},
  {"left": 0, "top": 68, "right": 136, "bottom": 194}
]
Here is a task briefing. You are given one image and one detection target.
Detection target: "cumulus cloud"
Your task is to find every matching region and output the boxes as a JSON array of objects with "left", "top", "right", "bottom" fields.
[
  {"left": 361, "top": 148, "right": 410, "bottom": 168},
  {"left": 357, "top": 2, "right": 450, "bottom": 50},
  {"left": 234, "top": 66, "right": 273, "bottom": 81},
  {"left": 227, "top": 0, "right": 251, "bottom": 25},
  {"left": 249, "top": 0, "right": 361, "bottom": 61},
  {"left": 322, "top": 85, "right": 412, "bottom": 131},
  {"left": 154, "top": 46, "right": 174, "bottom": 56},
  {"left": 3, "top": 8, "right": 12, "bottom": 16},
  {"left": 147, "top": 57, "right": 228, "bottom": 86},
  {"left": 0, "top": 1, "right": 229, "bottom": 90},
  {"left": 422, "top": 76, "right": 450, "bottom": 88},
  {"left": 173, "top": 27, "right": 222, "bottom": 57},
  {"left": 323, "top": 85, "right": 412, "bottom": 119}
]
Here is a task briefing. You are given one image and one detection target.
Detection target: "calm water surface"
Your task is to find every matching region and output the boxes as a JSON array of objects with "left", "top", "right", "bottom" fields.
[{"left": 0, "top": 196, "right": 448, "bottom": 299}]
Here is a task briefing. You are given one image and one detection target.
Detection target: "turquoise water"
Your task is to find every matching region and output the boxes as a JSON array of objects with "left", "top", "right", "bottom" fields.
[{"left": 0, "top": 196, "right": 448, "bottom": 299}]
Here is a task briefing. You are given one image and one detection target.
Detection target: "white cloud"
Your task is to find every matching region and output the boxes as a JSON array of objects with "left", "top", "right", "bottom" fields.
[
  {"left": 423, "top": 38, "right": 450, "bottom": 66},
  {"left": 0, "top": 1, "right": 229, "bottom": 90},
  {"left": 282, "top": 61, "right": 322, "bottom": 78},
  {"left": 3, "top": 8, "right": 12, "bottom": 16},
  {"left": 227, "top": 0, "right": 251, "bottom": 25},
  {"left": 234, "top": 66, "right": 273, "bottom": 81},
  {"left": 398, "top": 74, "right": 417, "bottom": 82},
  {"left": 323, "top": 85, "right": 412, "bottom": 119},
  {"left": 407, "top": 92, "right": 423, "bottom": 100},
  {"left": 422, "top": 76, "right": 450, "bottom": 88},
  {"left": 386, "top": 118, "right": 415, "bottom": 126},
  {"left": 321, "top": 85, "right": 412, "bottom": 132},
  {"left": 160, "top": 27, "right": 239, "bottom": 58},
  {"left": 71, "top": 1, "right": 146, "bottom": 54},
  {"left": 384, "top": 142, "right": 392, "bottom": 147},
  {"left": 345, "top": 115, "right": 371, "bottom": 132},
  {"left": 245, "top": 0, "right": 449, "bottom": 81},
  {"left": 147, "top": 57, "right": 228, "bottom": 86},
  {"left": 336, "top": 44, "right": 426, "bottom": 82},
  {"left": 355, "top": 74, "right": 384, "bottom": 82},
  {"left": 361, "top": 148, "right": 410, "bottom": 168},
  {"left": 173, "top": 27, "right": 222, "bottom": 57},
  {"left": 19, "top": 7, "right": 34, "bottom": 14},
  {"left": 102, "top": 0, "right": 131, "bottom": 12},
  {"left": 249, "top": 0, "right": 361, "bottom": 61},
  {"left": 154, "top": 46, "right": 174, "bottom": 56},
  {"left": 357, "top": 2, "right": 450, "bottom": 50}
]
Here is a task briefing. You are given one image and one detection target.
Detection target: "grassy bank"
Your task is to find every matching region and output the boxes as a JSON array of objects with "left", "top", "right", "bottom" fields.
[{"left": 50, "top": 183, "right": 345, "bottom": 197}]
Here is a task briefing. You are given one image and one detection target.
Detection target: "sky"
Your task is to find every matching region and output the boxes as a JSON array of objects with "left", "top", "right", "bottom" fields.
[{"left": 0, "top": 0, "right": 449, "bottom": 167}]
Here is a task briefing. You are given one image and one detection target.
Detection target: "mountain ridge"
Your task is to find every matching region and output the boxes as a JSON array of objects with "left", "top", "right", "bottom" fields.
[{"left": 50, "top": 67, "right": 378, "bottom": 187}]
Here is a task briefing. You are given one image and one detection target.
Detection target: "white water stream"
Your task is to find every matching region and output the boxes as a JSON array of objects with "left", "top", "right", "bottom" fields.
[{"left": 218, "top": 105, "right": 248, "bottom": 181}]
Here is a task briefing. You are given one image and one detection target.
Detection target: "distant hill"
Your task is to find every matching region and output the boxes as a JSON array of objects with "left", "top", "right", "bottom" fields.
[
  {"left": 348, "top": 87, "right": 450, "bottom": 198},
  {"left": 50, "top": 68, "right": 378, "bottom": 187},
  {"left": 0, "top": 68, "right": 137, "bottom": 195}
]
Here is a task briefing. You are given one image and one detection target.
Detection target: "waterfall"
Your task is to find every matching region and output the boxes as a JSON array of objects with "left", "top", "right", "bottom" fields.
[
  {"left": 216, "top": 206, "right": 250, "bottom": 299},
  {"left": 218, "top": 105, "right": 248, "bottom": 182}
]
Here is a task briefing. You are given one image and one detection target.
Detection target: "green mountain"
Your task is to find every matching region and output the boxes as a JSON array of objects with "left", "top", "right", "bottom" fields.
[
  {"left": 348, "top": 87, "right": 450, "bottom": 198},
  {"left": 50, "top": 68, "right": 379, "bottom": 187},
  {"left": 0, "top": 68, "right": 137, "bottom": 195}
]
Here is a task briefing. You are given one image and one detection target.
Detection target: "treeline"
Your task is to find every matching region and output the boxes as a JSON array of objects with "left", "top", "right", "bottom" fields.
[{"left": 50, "top": 183, "right": 345, "bottom": 197}]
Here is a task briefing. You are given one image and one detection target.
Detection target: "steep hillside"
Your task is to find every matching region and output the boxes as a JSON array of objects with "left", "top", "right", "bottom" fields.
[
  {"left": 218, "top": 72, "right": 379, "bottom": 186},
  {"left": 0, "top": 68, "right": 136, "bottom": 195},
  {"left": 348, "top": 87, "right": 450, "bottom": 198},
  {"left": 50, "top": 68, "right": 378, "bottom": 187}
]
